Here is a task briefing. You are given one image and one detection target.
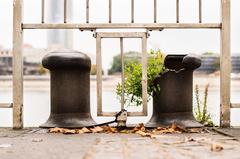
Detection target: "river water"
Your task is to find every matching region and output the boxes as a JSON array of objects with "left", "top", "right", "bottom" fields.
[{"left": 0, "top": 81, "right": 240, "bottom": 127}]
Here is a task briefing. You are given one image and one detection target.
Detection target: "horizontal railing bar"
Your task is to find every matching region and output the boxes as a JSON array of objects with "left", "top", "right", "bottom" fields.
[
  {"left": 98, "top": 112, "right": 146, "bottom": 117},
  {"left": 231, "top": 103, "right": 240, "bottom": 108},
  {"left": 0, "top": 103, "right": 13, "bottom": 108},
  {"left": 23, "top": 23, "right": 221, "bottom": 29},
  {"left": 97, "top": 32, "right": 146, "bottom": 38}
]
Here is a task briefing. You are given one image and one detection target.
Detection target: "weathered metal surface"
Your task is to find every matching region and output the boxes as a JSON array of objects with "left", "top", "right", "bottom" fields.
[
  {"left": 146, "top": 55, "right": 202, "bottom": 128},
  {"left": 86, "top": 0, "right": 89, "bottom": 23},
  {"left": 0, "top": 103, "right": 13, "bottom": 108},
  {"left": 220, "top": 0, "right": 231, "bottom": 128},
  {"left": 154, "top": 0, "right": 157, "bottom": 23},
  {"left": 22, "top": 23, "right": 221, "bottom": 30},
  {"left": 40, "top": 50, "right": 96, "bottom": 128},
  {"left": 13, "top": 0, "right": 24, "bottom": 129},
  {"left": 176, "top": 0, "right": 179, "bottom": 23},
  {"left": 199, "top": 0, "right": 202, "bottom": 23},
  {"left": 109, "top": 0, "right": 112, "bottom": 23},
  {"left": 131, "top": 0, "right": 134, "bottom": 23},
  {"left": 231, "top": 103, "right": 240, "bottom": 108},
  {"left": 64, "top": 0, "right": 67, "bottom": 23},
  {"left": 141, "top": 33, "right": 148, "bottom": 116},
  {"left": 120, "top": 38, "right": 124, "bottom": 110},
  {"left": 41, "top": 0, "right": 45, "bottom": 23},
  {"left": 96, "top": 34, "right": 102, "bottom": 116}
]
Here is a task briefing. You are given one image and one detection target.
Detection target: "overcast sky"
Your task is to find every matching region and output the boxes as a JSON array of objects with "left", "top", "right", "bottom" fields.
[{"left": 0, "top": 0, "right": 239, "bottom": 69}]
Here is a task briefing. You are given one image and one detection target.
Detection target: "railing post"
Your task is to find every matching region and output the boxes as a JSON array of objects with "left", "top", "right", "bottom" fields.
[
  {"left": 13, "top": 0, "right": 24, "bottom": 129},
  {"left": 220, "top": 0, "right": 231, "bottom": 127}
]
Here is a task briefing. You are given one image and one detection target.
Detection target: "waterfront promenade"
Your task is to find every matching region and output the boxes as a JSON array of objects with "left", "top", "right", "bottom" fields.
[{"left": 0, "top": 128, "right": 240, "bottom": 159}]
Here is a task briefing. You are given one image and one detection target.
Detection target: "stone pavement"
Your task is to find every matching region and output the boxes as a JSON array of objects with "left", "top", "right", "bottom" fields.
[{"left": 0, "top": 128, "right": 240, "bottom": 159}]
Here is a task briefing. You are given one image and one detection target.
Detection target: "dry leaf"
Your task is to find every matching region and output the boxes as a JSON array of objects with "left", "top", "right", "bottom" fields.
[
  {"left": 76, "top": 129, "right": 84, "bottom": 134},
  {"left": 63, "top": 129, "right": 76, "bottom": 134},
  {"left": 91, "top": 126, "right": 104, "bottom": 133},
  {"left": 211, "top": 143, "right": 224, "bottom": 152},
  {"left": 135, "top": 130, "right": 155, "bottom": 138},
  {"left": 170, "top": 123, "right": 185, "bottom": 132},
  {"left": 156, "top": 127, "right": 165, "bottom": 131},
  {"left": 81, "top": 127, "right": 91, "bottom": 133},
  {"left": 135, "top": 130, "right": 148, "bottom": 136},
  {"left": 101, "top": 125, "right": 118, "bottom": 133},
  {"left": 171, "top": 123, "right": 177, "bottom": 130},
  {"left": 49, "top": 127, "right": 64, "bottom": 133},
  {"left": 132, "top": 123, "right": 146, "bottom": 133}
]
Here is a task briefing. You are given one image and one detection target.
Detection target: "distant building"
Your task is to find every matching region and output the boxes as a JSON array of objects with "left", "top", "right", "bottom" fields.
[
  {"left": 0, "top": 45, "right": 49, "bottom": 75},
  {"left": 47, "top": 0, "right": 73, "bottom": 49},
  {"left": 0, "top": 49, "right": 12, "bottom": 75},
  {"left": 196, "top": 54, "right": 240, "bottom": 73}
]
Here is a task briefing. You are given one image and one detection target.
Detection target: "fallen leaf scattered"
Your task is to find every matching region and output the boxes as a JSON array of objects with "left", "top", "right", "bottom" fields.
[
  {"left": 91, "top": 126, "right": 104, "bottom": 133},
  {"left": 81, "top": 127, "right": 91, "bottom": 133},
  {"left": 63, "top": 129, "right": 76, "bottom": 134},
  {"left": 49, "top": 127, "right": 64, "bottom": 133},
  {"left": 48, "top": 123, "right": 206, "bottom": 139},
  {"left": 132, "top": 123, "right": 146, "bottom": 133},
  {"left": 101, "top": 125, "right": 118, "bottom": 133}
]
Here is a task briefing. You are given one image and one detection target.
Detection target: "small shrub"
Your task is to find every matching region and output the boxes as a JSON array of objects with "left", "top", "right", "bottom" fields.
[{"left": 116, "top": 50, "right": 165, "bottom": 106}]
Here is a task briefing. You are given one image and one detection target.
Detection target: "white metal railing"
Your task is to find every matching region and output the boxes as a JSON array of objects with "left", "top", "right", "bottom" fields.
[
  {"left": 24, "top": 0, "right": 220, "bottom": 29},
  {"left": 9, "top": 0, "right": 232, "bottom": 129}
]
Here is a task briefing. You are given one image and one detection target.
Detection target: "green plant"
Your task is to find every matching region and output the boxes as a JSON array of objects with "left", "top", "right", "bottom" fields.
[
  {"left": 194, "top": 84, "right": 214, "bottom": 126},
  {"left": 116, "top": 50, "right": 165, "bottom": 106}
]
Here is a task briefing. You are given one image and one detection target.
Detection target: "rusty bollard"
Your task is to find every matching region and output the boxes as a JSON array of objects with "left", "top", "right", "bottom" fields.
[
  {"left": 146, "top": 54, "right": 203, "bottom": 128},
  {"left": 40, "top": 50, "right": 96, "bottom": 128}
]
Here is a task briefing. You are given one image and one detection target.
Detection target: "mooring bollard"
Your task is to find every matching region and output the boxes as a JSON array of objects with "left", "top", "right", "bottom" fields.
[
  {"left": 146, "top": 54, "right": 203, "bottom": 128},
  {"left": 40, "top": 50, "right": 96, "bottom": 128}
]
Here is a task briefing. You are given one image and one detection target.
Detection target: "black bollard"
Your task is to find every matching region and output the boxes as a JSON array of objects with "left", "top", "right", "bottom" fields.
[
  {"left": 146, "top": 54, "right": 203, "bottom": 128},
  {"left": 40, "top": 50, "right": 96, "bottom": 128}
]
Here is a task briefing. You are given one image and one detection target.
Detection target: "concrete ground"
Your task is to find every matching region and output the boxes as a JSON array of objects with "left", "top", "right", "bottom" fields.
[{"left": 0, "top": 128, "right": 240, "bottom": 159}]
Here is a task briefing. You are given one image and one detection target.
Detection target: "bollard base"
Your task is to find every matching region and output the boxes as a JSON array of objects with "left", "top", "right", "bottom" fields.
[
  {"left": 40, "top": 113, "right": 97, "bottom": 128},
  {"left": 145, "top": 112, "right": 203, "bottom": 128}
]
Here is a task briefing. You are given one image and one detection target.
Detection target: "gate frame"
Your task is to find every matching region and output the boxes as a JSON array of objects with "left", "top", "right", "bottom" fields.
[
  {"left": 95, "top": 32, "right": 148, "bottom": 117},
  {"left": 9, "top": 0, "right": 231, "bottom": 129}
]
